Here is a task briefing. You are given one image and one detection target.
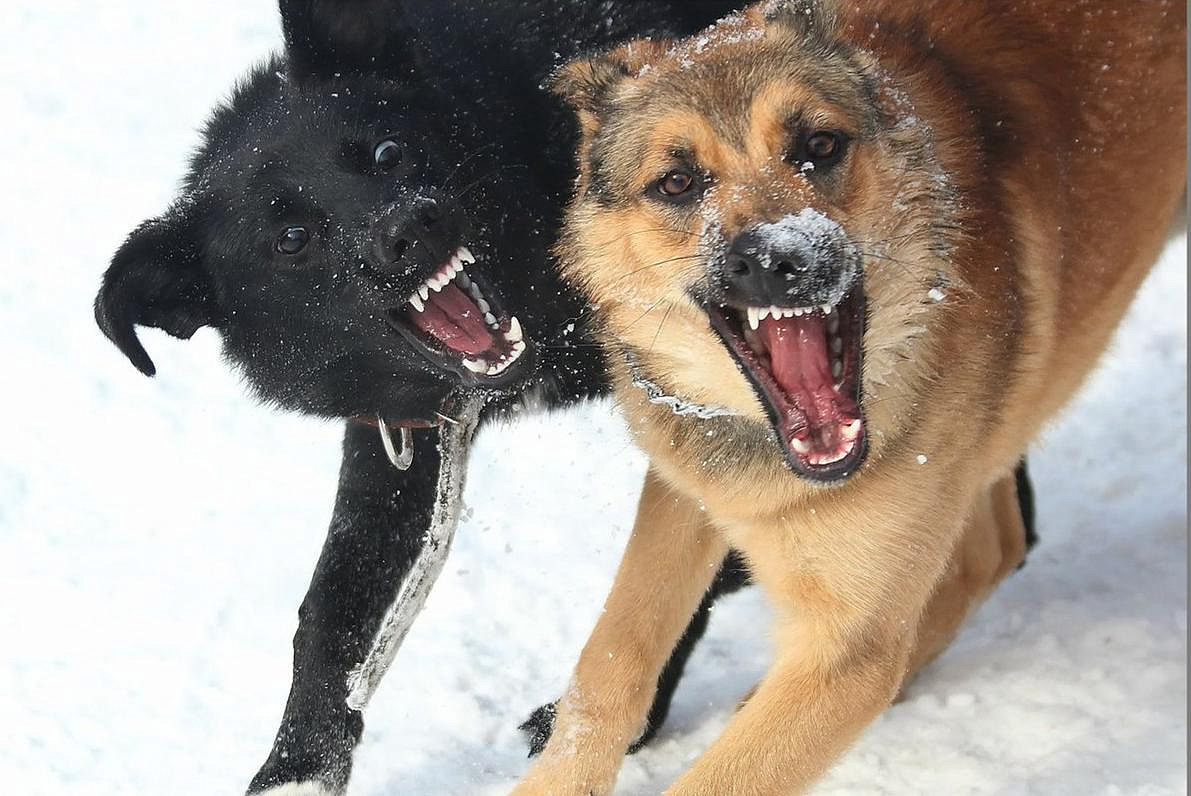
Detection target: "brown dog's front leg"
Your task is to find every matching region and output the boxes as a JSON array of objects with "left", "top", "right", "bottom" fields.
[
  {"left": 512, "top": 467, "right": 728, "bottom": 796},
  {"left": 666, "top": 499, "right": 965, "bottom": 795}
]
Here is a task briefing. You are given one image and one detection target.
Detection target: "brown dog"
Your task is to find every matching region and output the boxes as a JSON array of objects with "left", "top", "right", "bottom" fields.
[{"left": 512, "top": 1, "right": 1186, "bottom": 793}]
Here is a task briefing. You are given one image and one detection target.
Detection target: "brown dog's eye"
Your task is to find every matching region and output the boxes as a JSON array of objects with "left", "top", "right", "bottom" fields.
[
  {"left": 658, "top": 169, "right": 695, "bottom": 197},
  {"left": 276, "top": 226, "right": 310, "bottom": 255},
  {"left": 796, "top": 131, "right": 848, "bottom": 172},
  {"left": 807, "top": 132, "right": 838, "bottom": 159}
]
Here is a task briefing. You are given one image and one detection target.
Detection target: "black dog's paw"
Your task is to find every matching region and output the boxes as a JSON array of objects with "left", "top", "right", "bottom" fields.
[{"left": 518, "top": 702, "right": 558, "bottom": 757}]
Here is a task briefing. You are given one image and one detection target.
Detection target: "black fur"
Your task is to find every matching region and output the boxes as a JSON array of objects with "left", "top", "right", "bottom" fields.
[
  {"left": 95, "top": 2, "right": 745, "bottom": 793},
  {"left": 1016, "top": 458, "right": 1038, "bottom": 564}
]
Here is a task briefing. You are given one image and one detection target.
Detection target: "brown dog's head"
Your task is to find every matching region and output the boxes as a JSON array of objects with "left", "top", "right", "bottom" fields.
[{"left": 553, "top": 0, "right": 961, "bottom": 484}]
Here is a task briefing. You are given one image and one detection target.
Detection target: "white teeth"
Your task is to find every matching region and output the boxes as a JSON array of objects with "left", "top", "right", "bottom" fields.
[
  {"left": 457, "top": 246, "right": 475, "bottom": 264},
  {"left": 512, "top": 340, "right": 527, "bottom": 352},
  {"left": 463, "top": 358, "right": 488, "bottom": 374},
  {"left": 821, "top": 303, "right": 833, "bottom": 314},
  {"left": 842, "top": 419, "right": 862, "bottom": 440},
  {"left": 831, "top": 337, "right": 843, "bottom": 354},
  {"left": 768, "top": 305, "right": 781, "bottom": 320},
  {"left": 506, "top": 316, "right": 523, "bottom": 342},
  {"left": 449, "top": 255, "right": 462, "bottom": 272},
  {"left": 832, "top": 360, "right": 843, "bottom": 379},
  {"left": 428, "top": 276, "right": 445, "bottom": 292},
  {"left": 409, "top": 294, "right": 425, "bottom": 313},
  {"left": 476, "top": 298, "right": 491, "bottom": 314},
  {"left": 791, "top": 437, "right": 812, "bottom": 454},
  {"left": 418, "top": 284, "right": 430, "bottom": 301},
  {"left": 747, "top": 307, "right": 761, "bottom": 330},
  {"left": 484, "top": 311, "right": 497, "bottom": 326}
]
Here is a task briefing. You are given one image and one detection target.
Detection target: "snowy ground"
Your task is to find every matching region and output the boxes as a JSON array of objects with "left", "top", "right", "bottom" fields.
[{"left": 1, "top": 3, "right": 1185, "bottom": 795}]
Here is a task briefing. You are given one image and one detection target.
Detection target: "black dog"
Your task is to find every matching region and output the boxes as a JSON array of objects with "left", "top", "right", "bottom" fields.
[{"left": 94, "top": 2, "right": 747, "bottom": 793}]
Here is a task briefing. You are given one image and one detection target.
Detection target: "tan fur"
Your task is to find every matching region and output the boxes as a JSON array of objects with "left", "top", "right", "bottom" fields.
[{"left": 514, "top": 1, "right": 1186, "bottom": 793}]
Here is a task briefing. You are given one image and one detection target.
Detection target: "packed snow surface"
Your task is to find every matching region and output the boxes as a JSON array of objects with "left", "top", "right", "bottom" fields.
[{"left": 1, "top": 3, "right": 1185, "bottom": 794}]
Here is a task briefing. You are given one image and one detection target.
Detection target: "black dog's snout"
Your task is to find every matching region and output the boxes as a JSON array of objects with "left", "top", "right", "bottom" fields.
[
  {"left": 374, "top": 196, "right": 459, "bottom": 268},
  {"left": 717, "top": 224, "right": 855, "bottom": 308}
]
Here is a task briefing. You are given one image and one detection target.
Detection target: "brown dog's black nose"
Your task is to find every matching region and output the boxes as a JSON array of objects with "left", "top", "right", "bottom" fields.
[{"left": 718, "top": 225, "right": 856, "bottom": 308}]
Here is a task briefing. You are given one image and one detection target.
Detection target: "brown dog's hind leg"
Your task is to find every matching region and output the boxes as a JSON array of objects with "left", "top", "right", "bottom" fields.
[
  {"left": 900, "top": 470, "right": 1030, "bottom": 692},
  {"left": 512, "top": 467, "right": 729, "bottom": 796}
]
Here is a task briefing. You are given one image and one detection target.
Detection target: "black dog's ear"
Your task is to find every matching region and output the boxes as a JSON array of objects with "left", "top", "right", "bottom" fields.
[
  {"left": 280, "top": 0, "right": 420, "bottom": 79},
  {"left": 94, "top": 204, "right": 221, "bottom": 377}
]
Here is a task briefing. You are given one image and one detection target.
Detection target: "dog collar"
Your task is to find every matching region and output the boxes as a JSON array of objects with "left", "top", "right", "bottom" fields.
[{"left": 621, "top": 349, "right": 739, "bottom": 420}]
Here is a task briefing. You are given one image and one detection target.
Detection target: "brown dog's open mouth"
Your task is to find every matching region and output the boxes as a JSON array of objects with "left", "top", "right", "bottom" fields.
[
  {"left": 386, "top": 246, "right": 530, "bottom": 386},
  {"left": 707, "top": 286, "right": 867, "bottom": 482}
]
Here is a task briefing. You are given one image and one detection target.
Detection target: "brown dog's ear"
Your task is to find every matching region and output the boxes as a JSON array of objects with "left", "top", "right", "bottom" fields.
[
  {"left": 753, "top": 0, "right": 838, "bottom": 41},
  {"left": 549, "top": 40, "right": 668, "bottom": 133},
  {"left": 94, "top": 202, "right": 222, "bottom": 377}
]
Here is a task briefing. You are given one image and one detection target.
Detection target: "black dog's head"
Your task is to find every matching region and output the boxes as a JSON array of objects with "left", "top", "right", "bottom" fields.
[{"left": 95, "top": 5, "right": 534, "bottom": 424}]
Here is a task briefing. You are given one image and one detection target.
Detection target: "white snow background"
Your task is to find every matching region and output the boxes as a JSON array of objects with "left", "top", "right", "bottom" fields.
[{"left": 0, "top": 3, "right": 1185, "bottom": 795}]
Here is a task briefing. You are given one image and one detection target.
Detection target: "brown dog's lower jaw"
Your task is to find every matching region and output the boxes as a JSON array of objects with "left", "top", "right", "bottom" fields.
[{"left": 706, "top": 285, "right": 867, "bottom": 482}]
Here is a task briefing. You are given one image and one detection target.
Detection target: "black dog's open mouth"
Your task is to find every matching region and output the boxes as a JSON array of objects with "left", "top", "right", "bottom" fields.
[
  {"left": 707, "top": 286, "right": 868, "bottom": 482},
  {"left": 386, "top": 246, "right": 529, "bottom": 385}
]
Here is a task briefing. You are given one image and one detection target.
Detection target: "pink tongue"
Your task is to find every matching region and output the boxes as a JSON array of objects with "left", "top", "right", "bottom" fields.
[
  {"left": 409, "top": 283, "right": 495, "bottom": 356},
  {"left": 759, "top": 313, "right": 844, "bottom": 436}
]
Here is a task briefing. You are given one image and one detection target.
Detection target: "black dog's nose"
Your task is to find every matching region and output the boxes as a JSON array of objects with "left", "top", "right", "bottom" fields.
[
  {"left": 718, "top": 226, "right": 853, "bottom": 308},
  {"left": 373, "top": 195, "right": 465, "bottom": 271}
]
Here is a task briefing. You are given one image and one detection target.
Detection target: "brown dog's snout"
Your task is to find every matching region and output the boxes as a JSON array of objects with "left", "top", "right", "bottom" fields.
[{"left": 717, "top": 218, "right": 858, "bottom": 308}]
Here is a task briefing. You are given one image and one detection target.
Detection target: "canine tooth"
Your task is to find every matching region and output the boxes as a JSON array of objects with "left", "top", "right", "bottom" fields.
[
  {"left": 506, "top": 316, "right": 523, "bottom": 342},
  {"left": 512, "top": 340, "right": 527, "bottom": 353},
  {"left": 842, "top": 419, "right": 862, "bottom": 440},
  {"left": 791, "top": 437, "right": 812, "bottom": 455},
  {"left": 747, "top": 307, "right": 761, "bottom": 330},
  {"left": 458, "top": 246, "right": 475, "bottom": 264},
  {"left": 418, "top": 284, "right": 430, "bottom": 301},
  {"left": 463, "top": 358, "right": 488, "bottom": 374},
  {"left": 832, "top": 360, "right": 843, "bottom": 379},
  {"left": 477, "top": 298, "right": 491, "bottom": 314},
  {"left": 409, "top": 294, "right": 425, "bottom": 313},
  {"left": 484, "top": 312, "right": 498, "bottom": 326}
]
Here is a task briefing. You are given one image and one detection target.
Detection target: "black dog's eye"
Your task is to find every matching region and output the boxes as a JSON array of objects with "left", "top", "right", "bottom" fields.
[
  {"left": 276, "top": 226, "right": 310, "bottom": 255},
  {"left": 373, "top": 139, "right": 404, "bottom": 170},
  {"left": 656, "top": 168, "right": 698, "bottom": 200},
  {"left": 794, "top": 130, "right": 848, "bottom": 172}
]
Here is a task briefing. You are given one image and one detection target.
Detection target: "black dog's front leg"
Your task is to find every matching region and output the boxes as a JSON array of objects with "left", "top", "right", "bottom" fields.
[{"left": 247, "top": 421, "right": 444, "bottom": 795}]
